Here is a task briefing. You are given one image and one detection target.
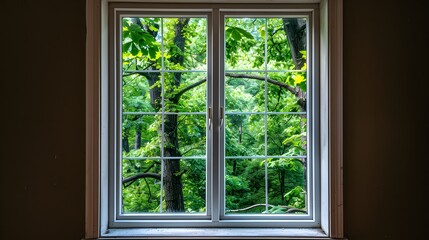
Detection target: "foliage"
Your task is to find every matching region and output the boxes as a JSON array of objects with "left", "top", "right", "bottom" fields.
[{"left": 120, "top": 16, "right": 308, "bottom": 214}]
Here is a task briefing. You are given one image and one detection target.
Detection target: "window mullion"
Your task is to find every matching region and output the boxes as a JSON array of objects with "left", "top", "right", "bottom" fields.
[
  {"left": 211, "top": 7, "right": 221, "bottom": 222},
  {"left": 160, "top": 17, "right": 165, "bottom": 213},
  {"left": 263, "top": 17, "right": 269, "bottom": 214}
]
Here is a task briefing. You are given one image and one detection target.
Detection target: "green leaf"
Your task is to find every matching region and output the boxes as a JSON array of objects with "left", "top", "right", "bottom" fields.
[
  {"left": 235, "top": 27, "right": 254, "bottom": 39},
  {"left": 292, "top": 74, "right": 305, "bottom": 86},
  {"left": 299, "top": 50, "right": 307, "bottom": 60},
  {"left": 226, "top": 27, "right": 254, "bottom": 41},
  {"left": 149, "top": 25, "right": 158, "bottom": 32},
  {"left": 123, "top": 42, "right": 132, "bottom": 52},
  {"left": 148, "top": 48, "right": 156, "bottom": 59},
  {"left": 298, "top": 82, "right": 307, "bottom": 92},
  {"left": 141, "top": 32, "right": 156, "bottom": 43},
  {"left": 122, "top": 18, "right": 130, "bottom": 28},
  {"left": 128, "top": 24, "right": 143, "bottom": 33},
  {"left": 123, "top": 30, "right": 129, "bottom": 38},
  {"left": 141, "top": 48, "right": 148, "bottom": 56},
  {"left": 231, "top": 30, "right": 241, "bottom": 40},
  {"left": 130, "top": 43, "right": 140, "bottom": 56}
]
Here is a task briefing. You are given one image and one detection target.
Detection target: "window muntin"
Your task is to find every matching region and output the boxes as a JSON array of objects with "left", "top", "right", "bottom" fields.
[{"left": 111, "top": 6, "right": 319, "bottom": 228}]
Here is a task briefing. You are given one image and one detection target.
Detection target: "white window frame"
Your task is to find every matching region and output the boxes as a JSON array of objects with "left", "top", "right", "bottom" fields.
[{"left": 86, "top": 0, "right": 343, "bottom": 238}]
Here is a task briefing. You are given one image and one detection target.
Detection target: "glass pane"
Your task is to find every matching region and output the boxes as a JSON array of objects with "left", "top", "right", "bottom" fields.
[
  {"left": 122, "top": 17, "right": 163, "bottom": 72},
  {"left": 122, "top": 74, "right": 160, "bottom": 113},
  {"left": 266, "top": 17, "right": 307, "bottom": 71},
  {"left": 174, "top": 114, "right": 207, "bottom": 157},
  {"left": 225, "top": 18, "right": 265, "bottom": 71},
  {"left": 164, "top": 18, "right": 207, "bottom": 70},
  {"left": 163, "top": 158, "right": 207, "bottom": 213},
  {"left": 267, "top": 158, "right": 307, "bottom": 214},
  {"left": 225, "top": 158, "right": 266, "bottom": 214},
  {"left": 164, "top": 72, "right": 207, "bottom": 113},
  {"left": 122, "top": 115, "right": 161, "bottom": 157},
  {"left": 122, "top": 159, "right": 163, "bottom": 213},
  {"left": 225, "top": 72, "right": 265, "bottom": 113},
  {"left": 266, "top": 71, "right": 306, "bottom": 113},
  {"left": 225, "top": 114, "right": 264, "bottom": 157},
  {"left": 121, "top": 16, "right": 209, "bottom": 216},
  {"left": 267, "top": 114, "right": 307, "bottom": 156},
  {"left": 122, "top": 158, "right": 207, "bottom": 214}
]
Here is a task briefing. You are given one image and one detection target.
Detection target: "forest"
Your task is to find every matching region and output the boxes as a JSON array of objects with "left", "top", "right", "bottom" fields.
[{"left": 120, "top": 16, "right": 308, "bottom": 215}]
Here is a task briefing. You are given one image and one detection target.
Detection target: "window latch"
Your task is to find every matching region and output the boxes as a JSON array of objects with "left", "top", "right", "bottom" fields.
[
  {"left": 208, "top": 107, "right": 212, "bottom": 129},
  {"left": 220, "top": 106, "right": 224, "bottom": 127}
]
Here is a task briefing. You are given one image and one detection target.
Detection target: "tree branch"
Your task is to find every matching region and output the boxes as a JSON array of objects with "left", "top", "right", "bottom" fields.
[
  {"left": 122, "top": 173, "right": 161, "bottom": 185},
  {"left": 225, "top": 203, "right": 307, "bottom": 213},
  {"left": 143, "top": 178, "right": 152, "bottom": 202},
  {"left": 226, "top": 73, "right": 305, "bottom": 110},
  {"left": 167, "top": 73, "right": 305, "bottom": 109},
  {"left": 124, "top": 160, "right": 161, "bottom": 186},
  {"left": 226, "top": 73, "right": 297, "bottom": 95},
  {"left": 171, "top": 78, "right": 207, "bottom": 101}
]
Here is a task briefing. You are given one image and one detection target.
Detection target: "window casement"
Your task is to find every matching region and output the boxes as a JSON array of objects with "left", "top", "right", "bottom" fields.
[{"left": 86, "top": 0, "right": 343, "bottom": 239}]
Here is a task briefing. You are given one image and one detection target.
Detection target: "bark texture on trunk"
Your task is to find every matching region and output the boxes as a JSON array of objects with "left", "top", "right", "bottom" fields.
[
  {"left": 135, "top": 124, "right": 142, "bottom": 149},
  {"left": 283, "top": 18, "right": 307, "bottom": 112},
  {"left": 161, "top": 18, "right": 189, "bottom": 212}
]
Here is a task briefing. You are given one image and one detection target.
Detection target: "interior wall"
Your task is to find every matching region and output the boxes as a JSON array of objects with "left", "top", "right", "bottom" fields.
[
  {"left": 0, "top": 0, "right": 427, "bottom": 239},
  {"left": 343, "top": 0, "right": 428, "bottom": 239},
  {"left": 0, "top": 1, "right": 86, "bottom": 239}
]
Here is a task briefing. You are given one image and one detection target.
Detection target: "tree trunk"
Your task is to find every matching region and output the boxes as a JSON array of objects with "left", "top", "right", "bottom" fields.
[
  {"left": 163, "top": 157, "right": 184, "bottom": 211},
  {"left": 280, "top": 169, "right": 285, "bottom": 202},
  {"left": 145, "top": 72, "right": 162, "bottom": 110},
  {"left": 128, "top": 17, "right": 189, "bottom": 212},
  {"left": 282, "top": 18, "right": 306, "bottom": 70},
  {"left": 283, "top": 18, "right": 308, "bottom": 201},
  {"left": 161, "top": 18, "right": 189, "bottom": 212},
  {"left": 122, "top": 134, "right": 130, "bottom": 152},
  {"left": 135, "top": 123, "right": 141, "bottom": 149},
  {"left": 283, "top": 18, "right": 307, "bottom": 112},
  {"left": 162, "top": 110, "right": 185, "bottom": 211},
  {"left": 233, "top": 160, "right": 237, "bottom": 176}
]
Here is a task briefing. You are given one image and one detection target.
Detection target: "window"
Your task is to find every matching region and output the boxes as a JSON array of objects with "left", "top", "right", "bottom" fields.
[
  {"left": 114, "top": 6, "right": 315, "bottom": 227},
  {"left": 86, "top": 0, "right": 343, "bottom": 238}
]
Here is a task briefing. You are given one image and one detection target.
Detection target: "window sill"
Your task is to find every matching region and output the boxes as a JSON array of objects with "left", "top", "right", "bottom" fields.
[{"left": 97, "top": 227, "right": 334, "bottom": 239}]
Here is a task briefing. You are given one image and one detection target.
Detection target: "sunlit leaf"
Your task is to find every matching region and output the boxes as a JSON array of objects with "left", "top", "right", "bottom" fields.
[{"left": 292, "top": 74, "right": 305, "bottom": 85}]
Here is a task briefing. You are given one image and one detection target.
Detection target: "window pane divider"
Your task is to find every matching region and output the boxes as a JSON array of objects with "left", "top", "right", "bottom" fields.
[
  {"left": 123, "top": 112, "right": 206, "bottom": 115},
  {"left": 123, "top": 69, "right": 207, "bottom": 73},
  {"left": 123, "top": 156, "right": 207, "bottom": 160},
  {"left": 225, "top": 111, "right": 306, "bottom": 115},
  {"left": 263, "top": 17, "right": 269, "bottom": 214},
  {"left": 123, "top": 156, "right": 307, "bottom": 160},
  {"left": 159, "top": 17, "right": 165, "bottom": 213},
  {"left": 122, "top": 112, "right": 307, "bottom": 115},
  {"left": 225, "top": 69, "right": 306, "bottom": 73},
  {"left": 225, "top": 155, "right": 307, "bottom": 159}
]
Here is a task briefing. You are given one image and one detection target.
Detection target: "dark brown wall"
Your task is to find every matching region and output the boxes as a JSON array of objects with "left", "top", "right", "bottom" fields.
[
  {"left": 0, "top": 0, "right": 427, "bottom": 239},
  {"left": 343, "top": 0, "right": 429, "bottom": 239},
  {"left": 0, "top": 0, "right": 86, "bottom": 239}
]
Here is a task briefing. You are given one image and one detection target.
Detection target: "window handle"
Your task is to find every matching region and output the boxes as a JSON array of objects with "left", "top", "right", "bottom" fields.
[
  {"left": 208, "top": 107, "right": 212, "bottom": 129},
  {"left": 220, "top": 107, "right": 224, "bottom": 127}
]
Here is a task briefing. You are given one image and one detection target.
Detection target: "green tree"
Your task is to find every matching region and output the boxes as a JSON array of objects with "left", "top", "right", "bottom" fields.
[{"left": 121, "top": 16, "right": 308, "bottom": 214}]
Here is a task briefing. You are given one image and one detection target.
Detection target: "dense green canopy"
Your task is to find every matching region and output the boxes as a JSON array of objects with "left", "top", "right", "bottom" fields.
[{"left": 120, "top": 16, "right": 308, "bottom": 214}]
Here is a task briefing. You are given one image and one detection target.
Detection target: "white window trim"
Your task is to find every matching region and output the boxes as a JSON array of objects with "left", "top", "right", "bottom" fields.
[
  {"left": 85, "top": 0, "right": 343, "bottom": 238},
  {"left": 111, "top": 7, "right": 317, "bottom": 228}
]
